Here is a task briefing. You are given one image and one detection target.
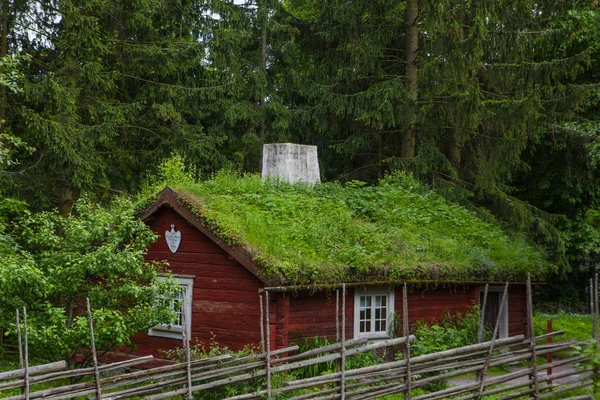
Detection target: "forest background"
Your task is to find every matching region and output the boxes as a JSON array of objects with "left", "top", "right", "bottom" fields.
[{"left": 1, "top": 0, "right": 600, "bottom": 315}]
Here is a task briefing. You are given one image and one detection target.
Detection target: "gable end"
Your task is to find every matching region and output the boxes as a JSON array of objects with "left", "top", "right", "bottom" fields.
[{"left": 141, "top": 187, "right": 280, "bottom": 287}]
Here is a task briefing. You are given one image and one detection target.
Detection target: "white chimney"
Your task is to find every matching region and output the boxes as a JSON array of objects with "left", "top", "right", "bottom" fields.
[{"left": 261, "top": 143, "right": 320, "bottom": 184}]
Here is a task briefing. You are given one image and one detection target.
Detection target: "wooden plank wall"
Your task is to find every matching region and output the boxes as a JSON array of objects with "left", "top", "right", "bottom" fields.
[
  {"left": 403, "top": 285, "right": 479, "bottom": 326},
  {"left": 132, "top": 206, "right": 264, "bottom": 358},
  {"left": 508, "top": 285, "right": 527, "bottom": 337},
  {"left": 286, "top": 285, "right": 527, "bottom": 346},
  {"left": 287, "top": 290, "right": 354, "bottom": 345}
]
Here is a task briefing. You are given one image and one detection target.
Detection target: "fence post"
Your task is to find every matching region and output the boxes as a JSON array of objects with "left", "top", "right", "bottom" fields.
[
  {"left": 259, "top": 293, "right": 265, "bottom": 354},
  {"left": 591, "top": 279, "right": 596, "bottom": 340},
  {"left": 546, "top": 319, "right": 552, "bottom": 390},
  {"left": 478, "top": 281, "right": 509, "bottom": 397},
  {"left": 86, "top": 299, "right": 102, "bottom": 400},
  {"left": 403, "top": 283, "right": 412, "bottom": 400},
  {"left": 478, "top": 284, "right": 488, "bottom": 343},
  {"left": 594, "top": 270, "right": 599, "bottom": 400},
  {"left": 182, "top": 297, "right": 193, "bottom": 400},
  {"left": 526, "top": 274, "right": 539, "bottom": 399},
  {"left": 265, "top": 290, "right": 272, "bottom": 399},
  {"left": 16, "top": 310, "right": 23, "bottom": 369},
  {"left": 336, "top": 289, "right": 340, "bottom": 343},
  {"left": 341, "top": 283, "right": 346, "bottom": 400},
  {"left": 23, "top": 307, "right": 30, "bottom": 400}
]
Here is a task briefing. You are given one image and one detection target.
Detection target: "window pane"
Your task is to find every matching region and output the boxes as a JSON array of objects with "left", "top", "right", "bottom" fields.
[
  {"left": 359, "top": 296, "right": 372, "bottom": 333},
  {"left": 172, "top": 285, "right": 187, "bottom": 327},
  {"left": 374, "top": 295, "right": 387, "bottom": 332}
]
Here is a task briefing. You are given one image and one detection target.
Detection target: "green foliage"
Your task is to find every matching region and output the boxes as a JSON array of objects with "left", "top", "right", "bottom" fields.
[
  {"left": 0, "top": 0, "right": 597, "bottom": 311},
  {"left": 534, "top": 312, "right": 592, "bottom": 342},
  {"left": 0, "top": 55, "right": 23, "bottom": 94},
  {"left": 157, "top": 164, "right": 549, "bottom": 284},
  {"left": 410, "top": 306, "right": 482, "bottom": 356},
  {"left": 292, "top": 335, "right": 336, "bottom": 378},
  {"left": 162, "top": 334, "right": 258, "bottom": 362},
  {"left": 572, "top": 340, "right": 600, "bottom": 393},
  {"left": 291, "top": 335, "right": 381, "bottom": 380},
  {"left": 163, "top": 336, "right": 262, "bottom": 400},
  {"left": 0, "top": 197, "right": 177, "bottom": 366}
]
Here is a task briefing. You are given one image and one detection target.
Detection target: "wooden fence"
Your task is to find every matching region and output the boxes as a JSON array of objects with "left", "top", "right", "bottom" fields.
[{"left": 0, "top": 274, "right": 597, "bottom": 400}]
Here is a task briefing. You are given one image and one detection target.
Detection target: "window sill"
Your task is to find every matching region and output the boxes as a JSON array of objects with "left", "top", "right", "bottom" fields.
[{"left": 148, "top": 327, "right": 184, "bottom": 340}]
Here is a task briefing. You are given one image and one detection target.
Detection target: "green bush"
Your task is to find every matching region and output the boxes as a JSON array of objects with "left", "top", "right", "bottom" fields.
[
  {"left": 411, "top": 306, "right": 483, "bottom": 356},
  {"left": 161, "top": 335, "right": 262, "bottom": 400},
  {"left": 291, "top": 335, "right": 383, "bottom": 379}
]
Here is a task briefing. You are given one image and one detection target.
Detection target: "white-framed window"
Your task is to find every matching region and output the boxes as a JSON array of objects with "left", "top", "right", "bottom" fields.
[
  {"left": 149, "top": 275, "right": 194, "bottom": 339},
  {"left": 354, "top": 286, "right": 395, "bottom": 339}
]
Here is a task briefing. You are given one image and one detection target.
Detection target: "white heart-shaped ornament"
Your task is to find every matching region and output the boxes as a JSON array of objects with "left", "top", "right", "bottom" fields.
[{"left": 165, "top": 224, "right": 181, "bottom": 253}]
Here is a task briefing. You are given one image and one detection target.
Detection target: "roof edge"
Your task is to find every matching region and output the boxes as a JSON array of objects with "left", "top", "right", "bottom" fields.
[{"left": 141, "top": 187, "right": 281, "bottom": 287}]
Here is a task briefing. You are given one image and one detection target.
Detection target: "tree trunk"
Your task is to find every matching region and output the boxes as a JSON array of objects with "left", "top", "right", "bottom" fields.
[
  {"left": 258, "top": 0, "right": 268, "bottom": 173},
  {"left": 58, "top": 188, "right": 74, "bottom": 217},
  {"left": 0, "top": 0, "right": 10, "bottom": 130},
  {"left": 447, "top": 128, "right": 462, "bottom": 170},
  {"left": 400, "top": 0, "right": 418, "bottom": 162}
]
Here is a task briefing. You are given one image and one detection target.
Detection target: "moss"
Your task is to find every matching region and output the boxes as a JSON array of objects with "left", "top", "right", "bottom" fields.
[{"left": 147, "top": 168, "right": 552, "bottom": 285}]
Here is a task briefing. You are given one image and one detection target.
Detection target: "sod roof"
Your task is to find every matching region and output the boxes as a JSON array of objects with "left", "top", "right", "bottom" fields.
[{"left": 147, "top": 171, "right": 551, "bottom": 286}]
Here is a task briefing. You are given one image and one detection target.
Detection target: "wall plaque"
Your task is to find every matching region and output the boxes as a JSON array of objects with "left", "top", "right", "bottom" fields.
[{"left": 165, "top": 224, "right": 181, "bottom": 253}]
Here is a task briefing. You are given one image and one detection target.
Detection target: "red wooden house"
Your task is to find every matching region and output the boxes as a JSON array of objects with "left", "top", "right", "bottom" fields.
[{"left": 130, "top": 185, "right": 530, "bottom": 360}]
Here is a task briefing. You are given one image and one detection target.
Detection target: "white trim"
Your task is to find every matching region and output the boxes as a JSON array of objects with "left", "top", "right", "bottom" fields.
[
  {"left": 149, "top": 275, "right": 194, "bottom": 340},
  {"left": 480, "top": 286, "right": 509, "bottom": 339},
  {"left": 353, "top": 286, "right": 395, "bottom": 339}
]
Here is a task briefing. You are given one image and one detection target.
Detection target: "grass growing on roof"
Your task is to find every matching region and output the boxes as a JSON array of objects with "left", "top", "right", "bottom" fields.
[{"left": 149, "top": 160, "right": 550, "bottom": 285}]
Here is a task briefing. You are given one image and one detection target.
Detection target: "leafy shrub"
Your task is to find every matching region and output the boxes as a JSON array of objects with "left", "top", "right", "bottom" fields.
[
  {"left": 291, "top": 335, "right": 383, "bottom": 379},
  {"left": 161, "top": 334, "right": 258, "bottom": 362},
  {"left": 161, "top": 335, "right": 262, "bottom": 400},
  {"left": 572, "top": 340, "right": 600, "bottom": 394},
  {"left": 292, "top": 335, "right": 337, "bottom": 378},
  {"left": 0, "top": 197, "right": 177, "bottom": 367},
  {"left": 410, "top": 306, "right": 482, "bottom": 356}
]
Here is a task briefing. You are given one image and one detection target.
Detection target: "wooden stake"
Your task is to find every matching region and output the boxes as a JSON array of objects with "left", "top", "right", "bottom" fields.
[
  {"left": 86, "top": 299, "right": 102, "bottom": 400},
  {"left": 594, "top": 266, "right": 600, "bottom": 341},
  {"left": 478, "top": 282, "right": 509, "bottom": 395},
  {"left": 182, "top": 297, "right": 193, "bottom": 400},
  {"left": 478, "top": 284, "right": 488, "bottom": 343},
  {"left": 336, "top": 289, "right": 340, "bottom": 343},
  {"left": 546, "top": 320, "right": 552, "bottom": 390},
  {"left": 526, "top": 274, "right": 539, "bottom": 398},
  {"left": 404, "top": 283, "right": 412, "bottom": 400},
  {"left": 23, "top": 308, "right": 29, "bottom": 400},
  {"left": 341, "top": 283, "right": 346, "bottom": 400},
  {"left": 591, "top": 279, "right": 596, "bottom": 340},
  {"left": 265, "top": 291, "right": 271, "bottom": 399},
  {"left": 259, "top": 293, "right": 265, "bottom": 354},
  {"left": 16, "top": 310, "right": 23, "bottom": 369}
]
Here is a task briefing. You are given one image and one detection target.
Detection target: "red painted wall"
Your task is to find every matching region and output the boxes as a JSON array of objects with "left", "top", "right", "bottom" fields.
[
  {"left": 132, "top": 206, "right": 264, "bottom": 358},
  {"left": 285, "top": 285, "right": 527, "bottom": 346},
  {"left": 402, "top": 285, "right": 479, "bottom": 326},
  {"left": 287, "top": 290, "right": 354, "bottom": 344},
  {"left": 507, "top": 285, "right": 527, "bottom": 337}
]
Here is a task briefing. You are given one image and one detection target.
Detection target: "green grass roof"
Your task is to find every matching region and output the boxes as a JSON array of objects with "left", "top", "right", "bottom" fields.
[{"left": 158, "top": 170, "right": 550, "bottom": 285}]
